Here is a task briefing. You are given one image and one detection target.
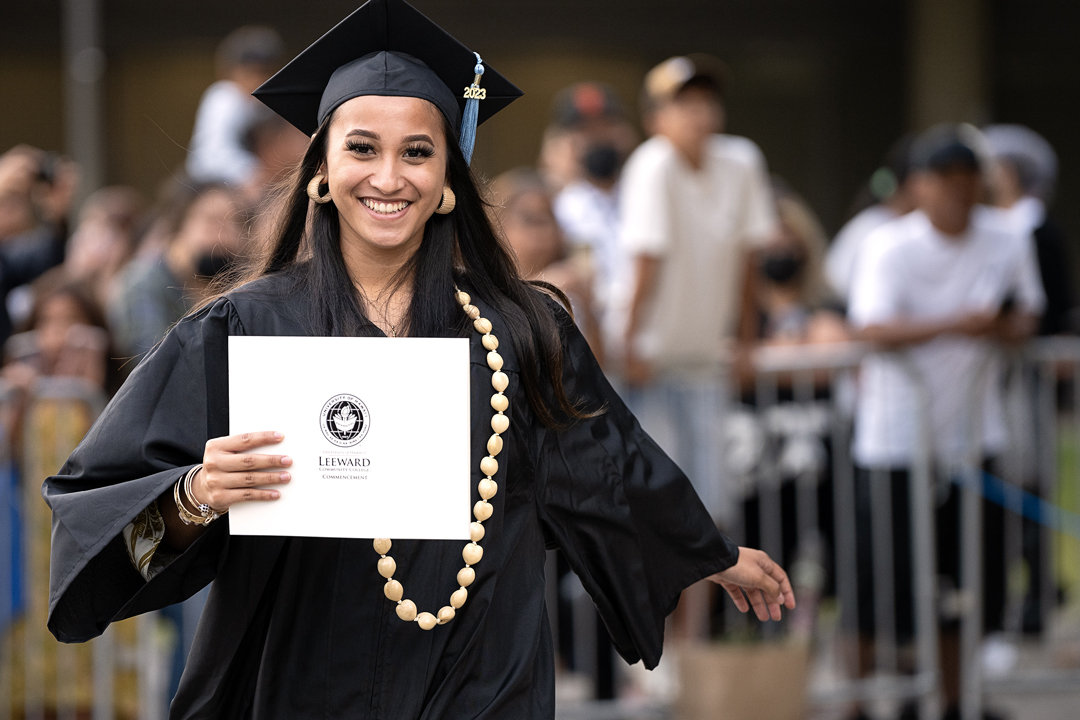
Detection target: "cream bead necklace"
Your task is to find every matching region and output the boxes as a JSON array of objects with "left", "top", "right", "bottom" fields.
[{"left": 372, "top": 289, "right": 508, "bottom": 631}]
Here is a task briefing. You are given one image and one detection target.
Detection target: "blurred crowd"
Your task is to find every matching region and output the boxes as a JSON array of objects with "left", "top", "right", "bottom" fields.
[
  {"left": 1, "top": 21, "right": 1075, "bottom": 719},
  {"left": 487, "top": 53, "right": 1071, "bottom": 718},
  {"left": 0, "top": 29, "right": 307, "bottom": 702},
  {"left": 3, "top": 30, "right": 1067, "bottom": 427},
  {"left": 0, "top": 28, "right": 305, "bottom": 415}
]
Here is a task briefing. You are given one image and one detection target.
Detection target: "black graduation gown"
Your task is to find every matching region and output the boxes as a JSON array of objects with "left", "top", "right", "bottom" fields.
[{"left": 44, "top": 273, "right": 738, "bottom": 720}]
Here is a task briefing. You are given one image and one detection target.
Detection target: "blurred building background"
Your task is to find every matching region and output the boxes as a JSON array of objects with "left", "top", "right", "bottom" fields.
[{"left": 0, "top": 0, "right": 1076, "bottom": 240}]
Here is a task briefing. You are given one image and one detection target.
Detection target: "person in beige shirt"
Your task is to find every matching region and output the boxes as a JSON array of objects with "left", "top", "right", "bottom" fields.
[{"left": 618, "top": 55, "right": 776, "bottom": 528}]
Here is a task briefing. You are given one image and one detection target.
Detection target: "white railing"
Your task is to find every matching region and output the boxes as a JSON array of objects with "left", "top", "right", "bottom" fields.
[{"left": 552, "top": 339, "right": 1080, "bottom": 720}]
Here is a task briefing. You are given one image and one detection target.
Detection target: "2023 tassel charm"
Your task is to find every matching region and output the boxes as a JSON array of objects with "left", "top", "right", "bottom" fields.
[{"left": 373, "top": 289, "right": 506, "bottom": 630}]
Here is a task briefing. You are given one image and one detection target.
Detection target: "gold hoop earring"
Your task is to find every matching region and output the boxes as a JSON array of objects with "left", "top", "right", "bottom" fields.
[
  {"left": 435, "top": 185, "right": 456, "bottom": 214},
  {"left": 307, "top": 174, "right": 332, "bottom": 204}
]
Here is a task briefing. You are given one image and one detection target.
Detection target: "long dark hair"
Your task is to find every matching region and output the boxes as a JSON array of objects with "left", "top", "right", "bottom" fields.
[{"left": 213, "top": 109, "right": 596, "bottom": 429}]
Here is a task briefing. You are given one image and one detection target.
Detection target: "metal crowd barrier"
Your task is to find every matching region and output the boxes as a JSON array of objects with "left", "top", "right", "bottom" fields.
[
  {"left": 735, "top": 341, "right": 945, "bottom": 716},
  {"left": 967, "top": 338, "right": 1080, "bottom": 716},
  {"left": 5, "top": 343, "right": 1080, "bottom": 720},
  {"left": 733, "top": 339, "right": 1080, "bottom": 720},
  {"left": 551, "top": 338, "right": 1080, "bottom": 720},
  {"left": 1, "top": 377, "right": 170, "bottom": 720}
]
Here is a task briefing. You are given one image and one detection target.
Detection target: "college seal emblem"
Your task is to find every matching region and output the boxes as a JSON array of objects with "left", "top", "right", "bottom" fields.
[{"left": 320, "top": 394, "right": 370, "bottom": 447}]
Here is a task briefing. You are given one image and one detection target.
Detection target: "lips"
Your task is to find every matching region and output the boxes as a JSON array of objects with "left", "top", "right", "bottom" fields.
[{"left": 362, "top": 198, "right": 411, "bottom": 215}]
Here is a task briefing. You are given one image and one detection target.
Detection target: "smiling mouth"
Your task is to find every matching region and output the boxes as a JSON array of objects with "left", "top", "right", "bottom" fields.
[{"left": 362, "top": 198, "right": 411, "bottom": 215}]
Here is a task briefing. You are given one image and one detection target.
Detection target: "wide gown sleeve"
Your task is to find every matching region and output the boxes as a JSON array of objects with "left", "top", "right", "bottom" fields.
[
  {"left": 535, "top": 307, "right": 739, "bottom": 669},
  {"left": 43, "top": 298, "right": 240, "bottom": 643}
]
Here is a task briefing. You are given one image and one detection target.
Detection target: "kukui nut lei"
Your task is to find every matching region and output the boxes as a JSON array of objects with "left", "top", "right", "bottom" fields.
[{"left": 373, "top": 289, "right": 506, "bottom": 630}]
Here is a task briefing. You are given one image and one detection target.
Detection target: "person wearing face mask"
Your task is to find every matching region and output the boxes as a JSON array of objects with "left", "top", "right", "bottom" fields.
[
  {"left": 755, "top": 182, "right": 849, "bottom": 346},
  {"left": 546, "top": 82, "right": 638, "bottom": 358},
  {"left": 107, "top": 180, "right": 244, "bottom": 363}
]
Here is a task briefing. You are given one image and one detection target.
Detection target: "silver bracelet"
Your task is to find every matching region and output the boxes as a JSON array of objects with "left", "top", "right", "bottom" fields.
[
  {"left": 182, "top": 464, "right": 224, "bottom": 524},
  {"left": 174, "top": 474, "right": 204, "bottom": 526}
]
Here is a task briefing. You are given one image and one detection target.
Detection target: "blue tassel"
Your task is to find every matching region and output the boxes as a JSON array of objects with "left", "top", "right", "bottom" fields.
[{"left": 459, "top": 53, "right": 484, "bottom": 165}]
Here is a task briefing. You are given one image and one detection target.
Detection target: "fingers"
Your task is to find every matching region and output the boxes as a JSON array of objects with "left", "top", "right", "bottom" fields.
[
  {"left": 208, "top": 487, "right": 283, "bottom": 507},
  {"left": 712, "top": 547, "right": 798, "bottom": 620},
  {"left": 770, "top": 566, "right": 798, "bottom": 610},
  {"left": 746, "top": 586, "right": 773, "bottom": 622},
  {"left": 763, "top": 590, "right": 784, "bottom": 621},
  {"left": 199, "top": 433, "right": 290, "bottom": 510},
  {"left": 753, "top": 550, "right": 797, "bottom": 610},
  {"left": 741, "top": 549, "right": 782, "bottom": 602},
  {"left": 193, "top": 462, "right": 291, "bottom": 512},
  {"left": 721, "top": 582, "right": 779, "bottom": 622},
  {"left": 752, "top": 551, "right": 792, "bottom": 609},
  {"left": 720, "top": 581, "right": 750, "bottom": 614},
  {"left": 209, "top": 452, "right": 292, "bottom": 473},
  {"left": 207, "top": 431, "right": 284, "bottom": 454},
  {"left": 196, "top": 474, "right": 287, "bottom": 510}
]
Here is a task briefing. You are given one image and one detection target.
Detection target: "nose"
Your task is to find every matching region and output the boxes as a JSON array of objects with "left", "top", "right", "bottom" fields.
[{"left": 368, "top": 153, "right": 406, "bottom": 197}]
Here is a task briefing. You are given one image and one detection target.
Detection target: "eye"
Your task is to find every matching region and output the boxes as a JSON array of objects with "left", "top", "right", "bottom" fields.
[
  {"left": 404, "top": 144, "right": 435, "bottom": 160},
  {"left": 345, "top": 140, "right": 375, "bottom": 155}
]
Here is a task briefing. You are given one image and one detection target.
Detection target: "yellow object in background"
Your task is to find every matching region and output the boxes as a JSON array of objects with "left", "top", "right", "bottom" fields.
[{"left": 1, "top": 395, "right": 161, "bottom": 719}]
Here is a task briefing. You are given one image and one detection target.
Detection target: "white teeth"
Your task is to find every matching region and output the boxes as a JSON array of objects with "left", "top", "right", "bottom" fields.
[{"left": 363, "top": 199, "right": 409, "bottom": 214}]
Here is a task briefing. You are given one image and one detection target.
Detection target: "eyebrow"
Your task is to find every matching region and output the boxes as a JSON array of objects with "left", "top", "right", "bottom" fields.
[{"left": 343, "top": 130, "right": 435, "bottom": 145}]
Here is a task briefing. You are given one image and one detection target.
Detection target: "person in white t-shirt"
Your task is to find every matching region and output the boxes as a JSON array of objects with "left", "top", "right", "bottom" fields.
[
  {"left": 618, "top": 55, "right": 776, "bottom": 530},
  {"left": 849, "top": 124, "right": 1045, "bottom": 716},
  {"left": 851, "top": 128, "right": 1044, "bottom": 468},
  {"left": 186, "top": 26, "right": 284, "bottom": 187},
  {"left": 825, "top": 135, "right": 917, "bottom": 304}
]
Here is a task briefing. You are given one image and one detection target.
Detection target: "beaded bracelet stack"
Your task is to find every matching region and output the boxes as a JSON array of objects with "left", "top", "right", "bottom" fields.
[
  {"left": 372, "top": 288, "right": 507, "bottom": 630},
  {"left": 174, "top": 464, "right": 224, "bottom": 526}
]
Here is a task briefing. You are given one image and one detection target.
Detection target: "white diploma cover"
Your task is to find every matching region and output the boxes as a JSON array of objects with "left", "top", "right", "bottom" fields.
[{"left": 227, "top": 336, "right": 472, "bottom": 540}]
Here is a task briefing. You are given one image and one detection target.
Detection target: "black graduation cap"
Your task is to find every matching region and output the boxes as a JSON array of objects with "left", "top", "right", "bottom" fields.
[{"left": 252, "top": 0, "right": 522, "bottom": 162}]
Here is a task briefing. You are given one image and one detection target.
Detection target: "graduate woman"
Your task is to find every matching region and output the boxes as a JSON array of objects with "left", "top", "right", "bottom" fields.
[{"left": 44, "top": 1, "right": 794, "bottom": 717}]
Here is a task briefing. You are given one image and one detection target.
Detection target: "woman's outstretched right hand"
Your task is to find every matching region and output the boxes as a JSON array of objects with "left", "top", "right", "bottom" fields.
[{"left": 192, "top": 431, "right": 292, "bottom": 511}]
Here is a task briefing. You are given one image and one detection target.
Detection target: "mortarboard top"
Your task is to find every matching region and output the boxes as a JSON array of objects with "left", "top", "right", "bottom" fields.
[{"left": 252, "top": 0, "right": 522, "bottom": 142}]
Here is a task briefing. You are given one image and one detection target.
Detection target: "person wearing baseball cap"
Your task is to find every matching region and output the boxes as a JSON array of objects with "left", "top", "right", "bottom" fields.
[
  {"left": 638, "top": 54, "right": 729, "bottom": 131},
  {"left": 618, "top": 53, "right": 776, "bottom": 527},
  {"left": 848, "top": 123, "right": 1045, "bottom": 719}
]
